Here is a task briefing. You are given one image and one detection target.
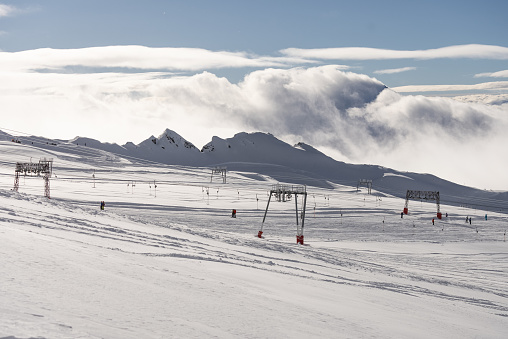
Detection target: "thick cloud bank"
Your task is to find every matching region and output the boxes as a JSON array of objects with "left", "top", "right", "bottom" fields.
[
  {"left": 231, "top": 67, "right": 508, "bottom": 189},
  {"left": 1, "top": 65, "right": 507, "bottom": 189}
]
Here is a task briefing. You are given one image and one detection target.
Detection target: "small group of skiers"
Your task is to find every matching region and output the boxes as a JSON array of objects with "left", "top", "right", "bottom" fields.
[
  {"left": 100, "top": 201, "right": 105, "bottom": 211},
  {"left": 398, "top": 212, "right": 479, "bottom": 226}
]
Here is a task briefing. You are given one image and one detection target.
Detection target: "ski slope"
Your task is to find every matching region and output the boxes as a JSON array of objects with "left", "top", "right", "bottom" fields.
[{"left": 1, "top": 140, "right": 507, "bottom": 338}]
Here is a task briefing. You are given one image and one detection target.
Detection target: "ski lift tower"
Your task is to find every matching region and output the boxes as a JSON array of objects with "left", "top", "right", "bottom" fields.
[
  {"left": 357, "top": 179, "right": 372, "bottom": 194},
  {"left": 403, "top": 190, "right": 441, "bottom": 219},
  {"left": 210, "top": 167, "right": 227, "bottom": 184},
  {"left": 258, "top": 184, "right": 308, "bottom": 244},
  {"left": 13, "top": 158, "right": 53, "bottom": 198}
]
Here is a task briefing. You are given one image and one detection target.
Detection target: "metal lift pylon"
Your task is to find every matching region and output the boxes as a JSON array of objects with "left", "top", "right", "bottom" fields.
[
  {"left": 13, "top": 158, "right": 53, "bottom": 198},
  {"left": 403, "top": 190, "right": 441, "bottom": 219},
  {"left": 210, "top": 167, "right": 227, "bottom": 184},
  {"left": 258, "top": 184, "right": 308, "bottom": 244}
]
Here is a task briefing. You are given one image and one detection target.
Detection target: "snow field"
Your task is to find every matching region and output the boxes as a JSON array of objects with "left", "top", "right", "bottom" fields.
[{"left": 1, "top": 141, "right": 507, "bottom": 338}]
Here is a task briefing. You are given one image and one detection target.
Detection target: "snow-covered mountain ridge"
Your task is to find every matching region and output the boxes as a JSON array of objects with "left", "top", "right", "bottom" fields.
[{"left": 3, "top": 128, "right": 507, "bottom": 210}]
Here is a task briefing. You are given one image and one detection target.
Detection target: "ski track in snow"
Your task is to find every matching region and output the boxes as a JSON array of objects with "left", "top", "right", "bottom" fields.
[{"left": 1, "top": 141, "right": 508, "bottom": 338}]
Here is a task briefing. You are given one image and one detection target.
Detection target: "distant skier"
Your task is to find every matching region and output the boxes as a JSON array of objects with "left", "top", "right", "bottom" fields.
[
  {"left": 100, "top": 201, "right": 105, "bottom": 210},
  {"left": 401, "top": 212, "right": 403, "bottom": 218},
  {"left": 231, "top": 209, "right": 236, "bottom": 218},
  {"left": 469, "top": 217, "right": 471, "bottom": 225},
  {"left": 432, "top": 218, "right": 434, "bottom": 225},
  {"left": 465, "top": 216, "right": 468, "bottom": 223}
]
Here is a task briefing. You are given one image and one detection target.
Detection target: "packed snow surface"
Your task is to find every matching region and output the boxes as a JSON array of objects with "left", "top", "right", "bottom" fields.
[{"left": 1, "top": 139, "right": 507, "bottom": 339}]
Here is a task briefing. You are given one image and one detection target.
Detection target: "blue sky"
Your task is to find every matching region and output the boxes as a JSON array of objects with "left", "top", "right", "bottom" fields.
[
  {"left": 1, "top": 0, "right": 507, "bottom": 87},
  {"left": 1, "top": 1, "right": 508, "bottom": 189}
]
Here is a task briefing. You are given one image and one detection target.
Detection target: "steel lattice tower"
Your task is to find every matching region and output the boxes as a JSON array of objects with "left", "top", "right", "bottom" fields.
[
  {"left": 210, "top": 167, "right": 227, "bottom": 184},
  {"left": 13, "top": 158, "right": 53, "bottom": 198},
  {"left": 403, "top": 190, "right": 441, "bottom": 219}
]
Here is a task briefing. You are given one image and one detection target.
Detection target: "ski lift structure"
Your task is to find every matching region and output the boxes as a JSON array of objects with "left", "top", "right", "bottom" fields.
[
  {"left": 258, "top": 184, "right": 308, "bottom": 244},
  {"left": 210, "top": 166, "right": 227, "bottom": 184},
  {"left": 13, "top": 158, "right": 53, "bottom": 198},
  {"left": 403, "top": 189, "right": 442, "bottom": 219},
  {"left": 357, "top": 179, "right": 372, "bottom": 194}
]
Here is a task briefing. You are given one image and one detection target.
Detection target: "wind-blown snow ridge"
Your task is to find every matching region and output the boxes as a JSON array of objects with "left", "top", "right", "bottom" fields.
[{"left": 384, "top": 172, "right": 414, "bottom": 180}]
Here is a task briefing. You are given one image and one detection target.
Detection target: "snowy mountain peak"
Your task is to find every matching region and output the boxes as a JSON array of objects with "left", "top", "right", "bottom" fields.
[
  {"left": 201, "top": 136, "right": 230, "bottom": 153},
  {"left": 201, "top": 132, "right": 283, "bottom": 154},
  {"left": 156, "top": 129, "right": 198, "bottom": 150},
  {"left": 138, "top": 129, "right": 198, "bottom": 152}
]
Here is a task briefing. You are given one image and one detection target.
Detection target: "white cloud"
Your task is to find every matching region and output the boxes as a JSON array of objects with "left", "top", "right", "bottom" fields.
[
  {"left": 280, "top": 44, "right": 508, "bottom": 60},
  {"left": 0, "top": 46, "right": 316, "bottom": 73},
  {"left": 374, "top": 67, "right": 416, "bottom": 75},
  {"left": 1, "top": 65, "right": 507, "bottom": 189},
  {"left": 0, "top": 4, "right": 15, "bottom": 17},
  {"left": 392, "top": 81, "right": 508, "bottom": 93},
  {"left": 474, "top": 70, "right": 508, "bottom": 78},
  {"left": 451, "top": 93, "right": 508, "bottom": 106}
]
